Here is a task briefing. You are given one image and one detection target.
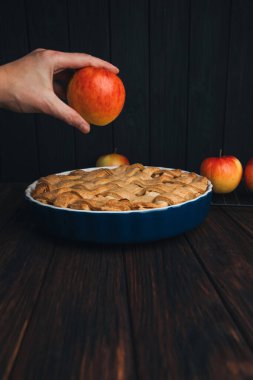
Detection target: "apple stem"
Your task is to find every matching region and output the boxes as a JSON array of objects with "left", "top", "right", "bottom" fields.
[
  {"left": 114, "top": 147, "right": 118, "bottom": 154},
  {"left": 219, "top": 148, "right": 222, "bottom": 158}
]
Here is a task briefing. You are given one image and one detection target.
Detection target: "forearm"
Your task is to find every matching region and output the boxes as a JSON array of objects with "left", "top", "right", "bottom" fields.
[
  {"left": 0, "top": 61, "right": 35, "bottom": 113},
  {"left": 0, "top": 65, "right": 10, "bottom": 108},
  {"left": 0, "top": 65, "right": 7, "bottom": 108}
]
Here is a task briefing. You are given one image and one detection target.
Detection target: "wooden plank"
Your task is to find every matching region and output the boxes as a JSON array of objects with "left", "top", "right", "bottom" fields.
[
  {"left": 68, "top": 0, "right": 113, "bottom": 169},
  {"left": 0, "top": 184, "right": 26, "bottom": 230},
  {"left": 224, "top": 0, "right": 253, "bottom": 167},
  {"left": 186, "top": 206, "right": 253, "bottom": 349},
  {"left": 0, "top": 208, "right": 54, "bottom": 380},
  {"left": 123, "top": 238, "right": 253, "bottom": 379},
  {"left": 222, "top": 206, "right": 253, "bottom": 238},
  {"left": 150, "top": 0, "right": 189, "bottom": 169},
  {"left": 187, "top": 0, "right": 231, "bottom": 172},
  {"left": 25, "top": 0, "right": 75, "bottom": 176},
  {"left": 0, "top": 3, "right": 39, "bottom": 182},
  {"left": 110, "top": 0, "right": 149, "bottom": 164},
  {"left": 10, "top": 245, "right": 136, "bottom": 379}
]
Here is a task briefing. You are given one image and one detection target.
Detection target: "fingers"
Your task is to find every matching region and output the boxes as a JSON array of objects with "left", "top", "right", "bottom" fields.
[
  {"left": 45, "top": 93, "right": 90, "bottom": 134},
  {"left": 52, "top": 51, "right": 119, "bottom": 74}
]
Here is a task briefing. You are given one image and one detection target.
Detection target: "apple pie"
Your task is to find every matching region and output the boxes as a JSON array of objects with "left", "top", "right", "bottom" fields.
[{"left": 32, "top": 163, "right": 209, "bottom": 211}]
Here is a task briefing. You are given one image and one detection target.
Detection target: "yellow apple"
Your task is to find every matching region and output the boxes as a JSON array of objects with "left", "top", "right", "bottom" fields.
[
  {"left": 96, "top": 153, "right": 129, "bottom": 167},
  {"left": 200, "top": 155, "right": 242, "bottom": 193}
]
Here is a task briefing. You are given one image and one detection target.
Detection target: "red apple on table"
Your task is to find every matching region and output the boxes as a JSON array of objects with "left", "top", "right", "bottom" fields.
[
  {"left": 244, "top": 158, "right": 253, "bottom": 191},
  {"left": 200, "top": 155, "right": 243, "bottom": 193},
  {"left": 67, "top": 67, "right": 125, "bottom": 126},
  {"left": 96, "top": 153, "right": 129, "bottom": 167}
]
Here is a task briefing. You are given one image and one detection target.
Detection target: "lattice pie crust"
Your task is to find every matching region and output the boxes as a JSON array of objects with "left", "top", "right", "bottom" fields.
[{"left": 32, "top": 163, "right": 209, "bottom": 211}]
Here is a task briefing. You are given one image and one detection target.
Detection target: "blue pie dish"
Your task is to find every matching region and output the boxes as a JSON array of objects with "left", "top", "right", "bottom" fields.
[{"left": 25, "top": 166, "right": 212, "bottom": 244}]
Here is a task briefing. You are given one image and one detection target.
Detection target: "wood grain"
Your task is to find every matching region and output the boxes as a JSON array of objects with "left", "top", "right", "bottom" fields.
[
  {"left": 0, "top": 185, "right": 253, "bottom": 379},
  {"left": 0, "top": 208, "right": 54, "bottom": 379},
  {"left": 25, "top": 0, "right": 76, "bottom": 176},
  {"left": 110, "top": 0, "right": 149, "bottom": 164},
  {"left": 68, "top": 0, "right": 113, "bottom": 169},
  {"left": 0, "top": 2, "right": 39, "bottom": 182},
  {"left": 0, "top": 184, "right": 26, "bottom": 230},
  {"left": 221, "top": 205, "right": 253, "bottom": 238},
  {"left": 186, "top": 206, "right": 253, "bottom": 349},
  {"left": 186, "top": 0, "right": 231, "bottom": 172},
  {"left": 10, "top": 244, "right": 136, "bottom": 380},
  {"left": 224, "top": 0, "right": 253, "bottom": 166},
  {"left": 0, "top": 1, "right": 253, "bottom": 181},
  {"left": 150, "top": 0, "right": 190, "bottom": 169},
  {"left": 123, "top": 237, "right": 253, "bottom": 379}
]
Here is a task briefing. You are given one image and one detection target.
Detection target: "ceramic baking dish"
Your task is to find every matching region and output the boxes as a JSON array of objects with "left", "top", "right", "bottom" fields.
[{"left": 25, "top": 166, "right": 212, "bottom": 244}]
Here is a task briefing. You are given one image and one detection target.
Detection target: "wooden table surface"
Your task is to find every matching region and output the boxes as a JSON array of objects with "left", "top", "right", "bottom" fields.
[{"left": 1, "top": 183, "right": 253, "bottom": 380}]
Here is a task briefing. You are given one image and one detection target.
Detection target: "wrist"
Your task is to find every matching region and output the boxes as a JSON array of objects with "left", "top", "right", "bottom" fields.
[{"left": 0, "top": 64, "right": 12, "bottom": 109}]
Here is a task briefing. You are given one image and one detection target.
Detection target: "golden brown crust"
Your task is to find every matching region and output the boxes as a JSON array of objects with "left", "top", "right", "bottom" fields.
[{"left": 31, "top": 164, "right": 209, "bottom": 211}]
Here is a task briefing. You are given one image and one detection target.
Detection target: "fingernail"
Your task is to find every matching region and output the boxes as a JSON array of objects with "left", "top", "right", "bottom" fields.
[
  {"left": 110, "top": 64, "right": 119, "bottom": 73},
  {"left": 79, "top": 123, "right": 90, "bottom": 134}
]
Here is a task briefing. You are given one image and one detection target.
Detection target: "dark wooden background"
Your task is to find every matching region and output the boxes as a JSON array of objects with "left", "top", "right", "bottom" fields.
[{"left": 0, "top": 0, "right": 252, "bottom": 182}]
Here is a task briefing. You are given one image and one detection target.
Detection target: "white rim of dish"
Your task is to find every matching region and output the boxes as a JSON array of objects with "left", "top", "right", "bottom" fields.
[{"left": 25, "top": 166, "right": 213, "bottom": 214}]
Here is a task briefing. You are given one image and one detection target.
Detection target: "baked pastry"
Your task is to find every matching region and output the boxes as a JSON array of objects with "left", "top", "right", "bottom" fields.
[{"left": 32, "top": 163, "right": 209, "bottom": 211}]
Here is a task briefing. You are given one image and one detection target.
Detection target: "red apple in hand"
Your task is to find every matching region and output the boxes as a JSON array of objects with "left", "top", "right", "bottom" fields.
[
  {"left": 200, "top": 155, "right": 243, "bottom": 193},
  {"left": 244, "top": 158, "right": 253, "bottom": 191},
  {"left": 67, "top": 67, "right": 125, "bottom": 126},
  {"left": 96, "top": 153, "right": 129, "bottom": 167}
]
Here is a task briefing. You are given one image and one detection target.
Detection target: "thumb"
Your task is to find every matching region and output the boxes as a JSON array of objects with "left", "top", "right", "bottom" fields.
[
  {"left": 45, "top": 93, "right": 90, "bottom": 133},
  {"left": 52, "top": 51, "right": 119, "bottom": 73}
]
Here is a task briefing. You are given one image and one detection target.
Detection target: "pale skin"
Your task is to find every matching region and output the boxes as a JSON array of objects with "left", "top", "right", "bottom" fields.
[{"left": 0, "top": 49, "right": 119, "bottom": 134}]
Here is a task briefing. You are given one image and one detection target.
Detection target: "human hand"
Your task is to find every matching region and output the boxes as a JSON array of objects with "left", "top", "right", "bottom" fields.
[{"left": 0, "top": 49, "right": 119, "bottom": 134}]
